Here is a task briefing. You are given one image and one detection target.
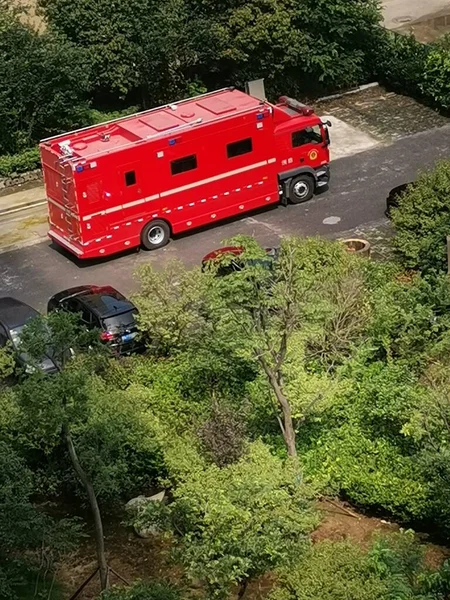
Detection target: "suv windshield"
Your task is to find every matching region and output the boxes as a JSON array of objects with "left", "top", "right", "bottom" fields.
[{"left": 102, "top": 310, "right": 137, "bottom": 332}]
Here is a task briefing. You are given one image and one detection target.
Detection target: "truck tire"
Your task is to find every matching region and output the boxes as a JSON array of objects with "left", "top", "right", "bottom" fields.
[
  {"left": 289, "top": 175, "right": 314, "bottom": 204},
  {"left": 141, "top": 220, "right": 170, "bottom": 250}
]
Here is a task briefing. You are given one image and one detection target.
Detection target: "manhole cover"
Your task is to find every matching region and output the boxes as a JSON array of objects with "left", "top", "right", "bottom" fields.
[
  {"left": 393, "top": 15, "right": 413, "bottom": 24},
  {"left": 323, "top": 216, "right": 341, "bottom": 225}
]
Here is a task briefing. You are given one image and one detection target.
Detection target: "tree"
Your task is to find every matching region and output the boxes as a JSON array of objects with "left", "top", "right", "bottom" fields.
[
  {"left": 175, "top": 0, "right": 384, "bottom": 97},
  {"left": 0, "top": 0, "right": 91, "bottom": 154},
  {"left": 0, "top": 440, "right": 81, "bottom": 599},
  {"left": 39, "top": 0, "right": 198, "bottom": 106},
  {"left": 392, "top": 161, "right": 450, "bottom": 274},
  {"left": 39, "top": 0, "right": 384, "bottom": 105},
  {"left": 135, "top": 440, "right": 317, "bottom": 600},
  {"left": 208, "top": 236, "right": 364, "bottom": 457},
  {"left": 15, "top": 312, "right": 119, "bottom": 591}
]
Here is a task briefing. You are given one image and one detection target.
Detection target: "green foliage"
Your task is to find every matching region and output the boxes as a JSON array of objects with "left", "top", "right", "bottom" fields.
[
  {"left": 39, "top": 0, "right": 384, "bottom": 106},
  {"left": 0, "top": 1, "right": 91, "bottom": 154},
  {"left": 421, "top": 35, "right": 450, "bottom": 109},
  {"left": 0, "top": 440, "right": 81, "bottom": 599},
  {"left": 271, "top": 531, "right": 450, "bottom": 600},
  {"left": 376, "top": 32, "right": 429, "bottom": 98},
  {"left": 364, "top": 271, "right": 450, "bottom": 364},
  {"left": 101, "top": 581, "right": 183, "bottom": 600},
  {"left": 136, "top": 441, "right": 317, "bottom": 599},
  {"left": 391, "top": 161, "right": 450, "bottom": 274},
  {"left": 0, "top": 147, "right": 41, "bottom": 177}
]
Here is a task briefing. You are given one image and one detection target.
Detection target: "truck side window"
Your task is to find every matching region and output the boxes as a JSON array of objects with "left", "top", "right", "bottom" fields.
[
  {"left": 227, "top": 138, "right": 253, "bottom": 159},
  {"left": 171, "top": 155, "right": 197, "bottom": 175},
  {"left": 125, "top": 170, "right": 136, "bottom": 186},
  {"left": 292, "top": 126, "right": 322, "bottom": 148}
]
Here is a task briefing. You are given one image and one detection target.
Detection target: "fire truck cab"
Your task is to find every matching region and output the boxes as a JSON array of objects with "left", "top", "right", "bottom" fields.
[{"left": 40, "top": 86, "right": 331, "bottom": 259}]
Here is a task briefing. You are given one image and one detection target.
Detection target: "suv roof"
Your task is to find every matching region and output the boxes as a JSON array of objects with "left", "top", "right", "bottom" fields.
[
  {"left": 0, "top": 297, "right": 39, "bottom": 330},
  {"left": 50, "top": 285, "right": 136, "bottom": 319}
]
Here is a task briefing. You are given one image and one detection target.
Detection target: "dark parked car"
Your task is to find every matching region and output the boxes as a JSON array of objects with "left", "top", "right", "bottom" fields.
[
  {"left": 47, "top": 285, "right": 142, "bottom": 355},
  {"left": 385, "top": 182, "right": 413, "bottom": 217},
  {"left": 0, "top": 297, "right": 59, "bottom": 374},
  {"left": 202, "top": 246, "right": 279, "bottom": 276}
]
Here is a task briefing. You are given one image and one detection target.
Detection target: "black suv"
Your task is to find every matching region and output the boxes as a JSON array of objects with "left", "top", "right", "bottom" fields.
[
  {"left": 0, "top": 297, "right": 59, "bottom": 374},
  {"left": 47, "top": 285, "right": 142, "bottom": 355},
  {"left": 385, "top": 183, "right": 413, "bottom": 217}
]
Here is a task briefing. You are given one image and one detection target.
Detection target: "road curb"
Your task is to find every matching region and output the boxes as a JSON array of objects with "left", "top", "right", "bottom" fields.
[
  {"left": 0, "top": 234, "right": 48, "bottom": 255},
  {"left": 0, "top": 199, "right": 47, "bottom": 217}
]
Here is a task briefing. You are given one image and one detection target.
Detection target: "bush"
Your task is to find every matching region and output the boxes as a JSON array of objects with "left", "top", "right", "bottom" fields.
[
  {"left": 421, "top": 34, "right": 450, "bottom": 109},
  {"left": 376, "top": 32, "right": 429, "bottom": 99},
  {"left": 391, "top": 160, "right": 450, "bottom": 274},
  {"left": 270, "top": 532, "right": 450, "bottom": 600},
  {"left": 0, "top": 148, "right": 41, "bottom": 178}
]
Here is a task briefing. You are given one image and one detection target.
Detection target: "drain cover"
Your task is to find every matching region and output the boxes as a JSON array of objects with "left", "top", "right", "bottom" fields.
[{"left": 393, "top": 15, "right": 413, "bottom": 24}]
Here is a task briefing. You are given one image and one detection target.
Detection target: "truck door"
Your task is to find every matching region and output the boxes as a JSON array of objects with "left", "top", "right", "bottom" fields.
[
  {"left": 118, "top": 163, "right": 142, "bottom": 206},
  {"left": 290, "top": 124, "right": 327, "bottom": 169},
  {"left": 47, "top": 162, "right": 82, "bottom": 242}
]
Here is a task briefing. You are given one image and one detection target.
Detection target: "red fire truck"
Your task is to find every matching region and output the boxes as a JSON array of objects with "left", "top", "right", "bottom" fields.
[{"left": 40, "top": 86, "right": 331, "bottom": 259}]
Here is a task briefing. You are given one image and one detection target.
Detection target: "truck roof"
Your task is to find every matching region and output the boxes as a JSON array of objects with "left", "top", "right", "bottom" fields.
[{"left": 41, "top": 89, "right": 266, "bottom": 163}]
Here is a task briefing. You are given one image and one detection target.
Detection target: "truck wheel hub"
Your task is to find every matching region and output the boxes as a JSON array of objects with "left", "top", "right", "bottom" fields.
[
  {"left": 294, "top": 181, "right": 309, "bottom": 198},
  {"left": 148, "top": 226, "right": 164, "bottom": 244}
]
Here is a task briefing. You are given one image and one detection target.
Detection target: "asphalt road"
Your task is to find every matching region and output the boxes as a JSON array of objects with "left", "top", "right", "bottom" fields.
[{"left": 1, "top": 124, "right": 450, "bottom": 311}]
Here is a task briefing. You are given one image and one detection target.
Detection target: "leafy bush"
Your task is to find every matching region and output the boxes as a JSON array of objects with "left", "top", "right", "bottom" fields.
[
  {"left": 392, "top": 161, "right": 450, "bottom": 274},
  {"left": 0, "top": 148, "right": 41, "bottom": 177},
  {"left": 135, "top": 440, "right": 317, "bottom": 599},
  {"left": 376, "top": 32, "right": 429, "bottom": 98},
  {"left": 421, "top": 34, "right": 450, "bottom": 109},
  {"left": 271, "top": 532, "right": 450, "bottom": 600}
]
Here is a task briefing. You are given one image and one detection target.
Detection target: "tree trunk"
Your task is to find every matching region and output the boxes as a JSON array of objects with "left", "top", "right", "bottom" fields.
[
  {"left": 237, "top": 578, "right": 249, "bottom": 600},
  {"left": 258, "top": 358, "right": 297, "bottom": 457},
  {"left": 63, "top": 424, "right": 109, "bottom": 590}
]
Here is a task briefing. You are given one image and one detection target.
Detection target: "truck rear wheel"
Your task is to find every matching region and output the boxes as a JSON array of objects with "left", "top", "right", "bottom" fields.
[
  {"left": 141, "top": 220, "right": 170, "bottom": 250},
  {"left": 289, "top": 175, "right": 314, "bottom": 204}
]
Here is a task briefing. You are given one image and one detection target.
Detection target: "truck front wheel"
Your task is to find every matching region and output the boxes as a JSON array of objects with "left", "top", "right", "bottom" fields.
[
  {"left": 141, "top": 220, "right": 170, "bottom": 250},
  {"left": 289, "top": 175, "right": 314, "bottom": 204}
]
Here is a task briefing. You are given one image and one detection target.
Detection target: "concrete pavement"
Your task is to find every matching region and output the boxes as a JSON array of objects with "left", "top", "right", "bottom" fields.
[
  {"left": 1, "top": 123, "right": 450, "bottom": 312},
  {"left": 383, "top": 0, "right": 450, "bottom": 28},
  {"left": 382, "top": 0, "right": 450, "bottom": 41}
]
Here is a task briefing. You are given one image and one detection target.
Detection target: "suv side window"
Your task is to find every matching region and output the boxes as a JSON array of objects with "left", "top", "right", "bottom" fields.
[{"left": 292, "top": 125, "right": 322, "bottom": 148}]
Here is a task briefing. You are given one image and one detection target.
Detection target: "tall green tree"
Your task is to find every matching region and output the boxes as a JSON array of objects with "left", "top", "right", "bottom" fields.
[
  {"left": 0, "top": 0, "right": 91, "bottom": 154},
  {"left": 134, "top": 440, "right": 317, "bottom": 599},
  {"left": 0, "top": 439, "right": 80, "bottom": 599}
]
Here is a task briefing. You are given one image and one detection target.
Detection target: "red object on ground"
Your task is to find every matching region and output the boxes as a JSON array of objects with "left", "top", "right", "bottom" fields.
[{"left": 40, "top": 88, "right": 330, "bottom": 259}]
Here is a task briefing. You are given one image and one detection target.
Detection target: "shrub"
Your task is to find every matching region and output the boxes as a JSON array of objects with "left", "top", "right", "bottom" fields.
[
  {"left": 392, "top": 160, "right": 450, "bottom": 274},
  {"left": 376, "top": 32, "right": 429, "bottom": 99},
  {"left": 270, "top": 532, "right": 450, "bottom": 600},
  {"left": 0, "top": 148, "right": 41, "bottom": 177},
  {"left": 421, "top": 34, "right": 450, "bottom": 109}
]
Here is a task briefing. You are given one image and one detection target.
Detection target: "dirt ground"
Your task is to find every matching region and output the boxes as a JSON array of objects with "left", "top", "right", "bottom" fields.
[{"left": 54, "top": 498, "right": 450, "bottom": 600}]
